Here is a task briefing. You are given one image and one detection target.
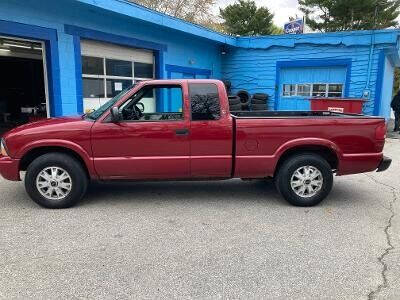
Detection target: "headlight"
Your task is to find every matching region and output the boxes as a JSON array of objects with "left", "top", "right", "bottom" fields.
[{"left": 1, "top": 139, "right": 8, "bottom": 157}]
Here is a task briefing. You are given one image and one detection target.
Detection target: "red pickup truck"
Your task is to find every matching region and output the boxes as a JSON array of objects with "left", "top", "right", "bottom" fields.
[{"left": 0, "top": 80, "right": 391, "bottom": 208}]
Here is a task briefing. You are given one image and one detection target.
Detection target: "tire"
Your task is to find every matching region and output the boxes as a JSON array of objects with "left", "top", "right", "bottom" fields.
[
  {"left": 228, "top": 96, "right": 241, "bottom": 105},
  {"left": 251, "top": 98, "right": 267, "bottom": 104},
  {"left": 252, "top": 103, "right": 267, "bottom": 110},
  {"left": 229, "top": 103, "right": 242, "bottom": 111},
  {"left": 237, "top": 90, "right": 250, "bottom": 103},
  {"left": 241, "top": 104, "right": 250, "bottom": 111},
  {"left": 252, "top": 93, "right": 268, "bottom": 100},
  {"left": 25, "top": 153, "right": 88, "bottom": 209},
  {"left": 275, "top": 154, "right": 333, "bottom": 207}
]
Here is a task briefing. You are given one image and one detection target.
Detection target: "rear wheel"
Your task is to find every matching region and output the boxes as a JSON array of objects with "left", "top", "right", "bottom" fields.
[
  {"left": 25, "top": 153, "right": 88, "bottom": 209},
  {"left": 275, "top": 154, "right": 333, "bottom": 206}
]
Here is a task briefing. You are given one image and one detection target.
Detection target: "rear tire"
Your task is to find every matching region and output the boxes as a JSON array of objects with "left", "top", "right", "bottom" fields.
[
  {"left": 25, "top": 153, "right": 88, "bottom": 209},
  {"left": 275, "top": 154, "right": 333, "bottom": 207}
]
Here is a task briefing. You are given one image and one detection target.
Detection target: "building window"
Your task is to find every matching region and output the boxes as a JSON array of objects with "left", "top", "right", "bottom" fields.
[
  {"left": 82, "top": 55, "right": 154, "bottom": 111},
  {"left": 327, "top": 84, "right": 343, "bottom": 98},
  {"left": 283, "top": 84, "right": 296, "bottom": 96},
  {"left": 312, "top": 84, "right": 327, "bottom": 97},
  {"left": 297, "top": 84, "right": 311, "bottom": 96},
  {"left": 282, "top": 83, "right": 343, "bottom": 98}
]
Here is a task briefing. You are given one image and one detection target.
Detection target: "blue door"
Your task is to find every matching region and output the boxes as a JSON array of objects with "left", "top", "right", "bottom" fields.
[{"left": 277, "top": 66, "right": 347, "bottom": 110}]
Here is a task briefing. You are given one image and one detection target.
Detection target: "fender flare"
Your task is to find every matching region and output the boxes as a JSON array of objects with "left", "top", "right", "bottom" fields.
[
  {"left": 17, "top": 139, "right": 97, "bottom": 178},
  {"left": 272, "top": 138, "right": 342, "bottom": 169}
]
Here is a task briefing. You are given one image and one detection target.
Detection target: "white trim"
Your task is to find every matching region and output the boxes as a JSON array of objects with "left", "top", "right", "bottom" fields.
[
  {"left": 282, "top": 83, "right": 344, "bottom": 98},
  {"left": 41, "top": 41, "right": 50, "bottom": 117}
]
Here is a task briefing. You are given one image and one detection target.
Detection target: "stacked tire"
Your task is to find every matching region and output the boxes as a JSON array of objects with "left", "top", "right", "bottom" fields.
[
  {"left": 228, "top": 95, "right": 241, "bottom": 111},
  {"left": 237, "top": 90, "right": 251, "bottom": 111},
  {"left": 251, "top": 93, "right": 268, "bottom": 111}
]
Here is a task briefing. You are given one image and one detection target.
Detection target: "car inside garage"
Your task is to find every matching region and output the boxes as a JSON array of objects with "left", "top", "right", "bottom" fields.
[{"left": 0, "top": 37, "right": 48, "bottom": 136}]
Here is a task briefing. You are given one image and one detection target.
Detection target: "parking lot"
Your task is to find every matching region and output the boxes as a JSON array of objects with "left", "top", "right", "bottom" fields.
[{"left": 0, "top": 139, "right": 399, "bottom": 299}]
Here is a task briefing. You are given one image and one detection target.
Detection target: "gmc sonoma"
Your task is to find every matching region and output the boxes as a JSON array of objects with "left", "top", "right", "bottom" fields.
[{"left": 0, "top": 80, "right": 392, "bottom": 208}]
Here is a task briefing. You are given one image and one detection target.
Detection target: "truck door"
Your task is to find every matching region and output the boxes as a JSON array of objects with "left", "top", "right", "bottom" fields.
[
  {"left": 91, "top": 83, "right": 190, "bottom": 179},
  {"left": 188, "top": 82, "right": 233, "bottom": 178}
]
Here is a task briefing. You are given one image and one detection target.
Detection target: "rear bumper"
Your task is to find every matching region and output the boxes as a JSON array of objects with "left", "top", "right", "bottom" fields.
[
  {"left": 0, "top": 156, "right": 20, "bottom": 181},
  {"left": 377, "top": 156, "right": 392, "bottom": 172}
]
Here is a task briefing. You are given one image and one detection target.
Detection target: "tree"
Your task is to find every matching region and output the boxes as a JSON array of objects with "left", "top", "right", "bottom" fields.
[
  {"left": 129, "top": 0, "right": 216, "bottom": 25},
  {"left": 299, "top": 0, "right": 400, "bottom": 32},
  {"left": 219, "top": 0, "right": 275, "bottom": 36}
]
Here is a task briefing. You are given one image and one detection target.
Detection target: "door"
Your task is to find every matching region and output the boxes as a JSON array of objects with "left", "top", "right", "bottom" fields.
[
  {"left": 91, "top": 84, "right": 190, "bottom": 179},
  {"left": 278, "top": 66, "right": 347, "bottom": 110},
  {"left": 189, "top": 82, "right": 233, "bottom": 178}
]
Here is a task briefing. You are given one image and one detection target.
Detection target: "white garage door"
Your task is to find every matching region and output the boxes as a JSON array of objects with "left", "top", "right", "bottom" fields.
[{"left": 81, "top": 40, "right": 155, "bottom": 113}]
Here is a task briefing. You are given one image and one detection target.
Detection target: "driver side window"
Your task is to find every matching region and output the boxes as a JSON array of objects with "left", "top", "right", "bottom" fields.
[{"left": 120, "top": 85, "right": 183, "bottom": 121}]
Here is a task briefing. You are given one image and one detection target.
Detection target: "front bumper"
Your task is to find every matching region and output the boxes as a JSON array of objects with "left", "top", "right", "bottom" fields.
[
  {"left": 377, "top": 156, "right": 392, "bottom": 172},
  {"left": 0, "top": 156, "right": 20, "bottom": 181}
]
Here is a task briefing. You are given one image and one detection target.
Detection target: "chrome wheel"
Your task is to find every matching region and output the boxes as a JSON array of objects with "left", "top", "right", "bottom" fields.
[
  {"left": 36, "top": 167, "right": 72, "bottom": 200},
  {"left": 290, "top": 166, "right": 323, "bottom": 198}
]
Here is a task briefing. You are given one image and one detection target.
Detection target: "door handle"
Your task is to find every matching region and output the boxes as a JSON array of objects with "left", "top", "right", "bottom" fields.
[{"left": 175, "top": 128, "right": 189, "bottom": 136}]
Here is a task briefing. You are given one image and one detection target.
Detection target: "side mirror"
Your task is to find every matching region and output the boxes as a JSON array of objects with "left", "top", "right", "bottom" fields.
[{"left": 110, "top": 107, "right": 121, "bottom": 122}]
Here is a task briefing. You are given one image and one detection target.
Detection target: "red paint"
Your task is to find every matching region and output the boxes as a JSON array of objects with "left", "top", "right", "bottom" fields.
[
  {"left": 311, "top": 98, "right": 365, "bottom": 114},
  {"left": 0, "top": 80, "right": 389, "bottom": 183}
]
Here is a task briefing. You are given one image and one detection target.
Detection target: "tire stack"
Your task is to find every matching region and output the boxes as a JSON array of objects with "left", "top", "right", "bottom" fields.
[
  {"left": 228, "top": 95, "right": 241, "bottom": 111},
  {"left": 237, "top": 90, "right": 251, "bottom": 111},
  {"left": 250, "top": 93, "right": 268, "bottom": 111}
]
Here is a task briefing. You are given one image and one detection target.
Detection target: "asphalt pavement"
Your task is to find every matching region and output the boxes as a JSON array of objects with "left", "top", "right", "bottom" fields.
[{"left": 0, "top": 139, "right": 399, "bottom": 299}]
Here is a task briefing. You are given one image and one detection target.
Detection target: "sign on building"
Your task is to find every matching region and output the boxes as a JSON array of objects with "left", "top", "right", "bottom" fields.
[{"left": 284, "top": 18, "right": 304, "bottom": 34}]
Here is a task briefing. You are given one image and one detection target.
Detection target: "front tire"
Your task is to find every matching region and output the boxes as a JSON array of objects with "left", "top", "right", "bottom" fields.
[
  {"left": 276, "top": 154, "right": 333, "bottom": 207},
  {"left": 25, "top": 153, "right": 88, "bottom": 209}
]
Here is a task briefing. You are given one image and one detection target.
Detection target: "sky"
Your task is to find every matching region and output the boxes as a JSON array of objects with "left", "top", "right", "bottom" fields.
[{"left": 216, "top": 0, "right": 301, "bottom": 27}]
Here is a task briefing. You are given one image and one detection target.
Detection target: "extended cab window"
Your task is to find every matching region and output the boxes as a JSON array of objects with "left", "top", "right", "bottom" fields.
[
  {"left": 189, "top": 83, "right": 221, "bottom": 121},
  {"left": 120, "top": 85, "right": 183, "bottom": 121}
]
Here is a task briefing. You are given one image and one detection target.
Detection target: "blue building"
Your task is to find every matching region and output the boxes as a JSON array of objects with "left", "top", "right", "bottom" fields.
[{"left": 0, "top": 0, "right": 399, "bottom": 130}]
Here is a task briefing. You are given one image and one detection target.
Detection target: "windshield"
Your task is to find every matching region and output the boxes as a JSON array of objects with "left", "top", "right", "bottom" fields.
[{"left": 86, "top": 85, "right": 134, "bottom": 120}]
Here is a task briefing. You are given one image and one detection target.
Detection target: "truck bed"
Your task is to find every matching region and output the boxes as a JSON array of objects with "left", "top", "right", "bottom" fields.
[
  {"left": 231, "top": 110, "right": 386, "bottom": 178},
  {"left": 231, "top": 110, "right": 381, "bottom": 119}
]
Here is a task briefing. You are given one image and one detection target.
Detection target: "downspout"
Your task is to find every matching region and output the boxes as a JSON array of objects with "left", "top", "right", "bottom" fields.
[{"left": 365, "top": 31, "right": 376, "bottom": 91}]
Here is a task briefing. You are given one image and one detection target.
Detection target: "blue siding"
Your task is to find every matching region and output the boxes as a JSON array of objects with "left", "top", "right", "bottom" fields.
[{"left": 222, "top": 43, "right": 394, "bottom": 115}]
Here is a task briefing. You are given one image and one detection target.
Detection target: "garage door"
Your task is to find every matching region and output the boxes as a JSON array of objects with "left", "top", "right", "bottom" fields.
[
  {"left": 277, "top": 66, "right": 347, "bottom": 110},
  {"left": 81, "top": 40, "right": 155, "bottom": 113}
]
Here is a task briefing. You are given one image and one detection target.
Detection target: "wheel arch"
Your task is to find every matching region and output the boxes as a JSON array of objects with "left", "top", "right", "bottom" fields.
[
  {"left": 274, "top": 142, "right": 340, "bottom": 177},
  {"left": 18, "top": 141, "right": 97, "bottom": 179}
]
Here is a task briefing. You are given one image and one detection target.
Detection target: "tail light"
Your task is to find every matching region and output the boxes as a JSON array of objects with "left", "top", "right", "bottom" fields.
[{"left": 375, "top": 122, "right": 387, "bottom": 140}]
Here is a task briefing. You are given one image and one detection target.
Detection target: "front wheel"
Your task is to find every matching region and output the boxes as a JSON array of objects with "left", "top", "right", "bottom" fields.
[
  {"left": 275, "top": 154, "right": 333, "bottom": 207},
  {"left": 25, "top": 153, "right": 88, "bottom": 209}
]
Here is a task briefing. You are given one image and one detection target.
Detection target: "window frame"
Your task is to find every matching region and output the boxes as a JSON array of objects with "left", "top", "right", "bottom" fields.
[
  {"left": 282, "top": 83, "right": 344, "bottom": 98},
  {"left": 117, "top": 84, "right": 185, "bottom": 123}
]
